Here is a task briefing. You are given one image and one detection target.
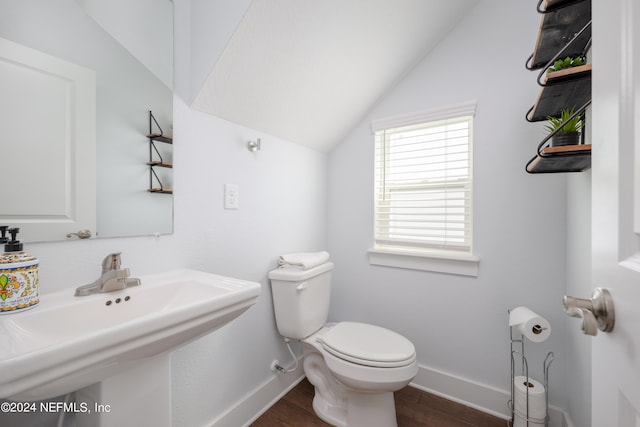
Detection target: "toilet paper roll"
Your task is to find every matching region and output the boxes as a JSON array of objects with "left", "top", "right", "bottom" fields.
[
  {"left": 509, "top": 306, "right": 551, "bottom": 343},
  {"left": 513, "top": 376, "right": 546, "bottom": 427}
]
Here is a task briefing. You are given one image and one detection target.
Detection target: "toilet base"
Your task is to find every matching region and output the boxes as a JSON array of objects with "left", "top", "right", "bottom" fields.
[
  {"left": 303, "top": 340, "right": 402, "bottom": 427},
  {"left": 309, "top": 380, "right": 398, "bottom": 427},
  {"left": 304, "top": 351, "right": 348, "bottom": 426},
  {"left": 346, "top": 391, "right": 397, "bottom": 427},
  {"left": 312, "top": 393, "right": 347, "bottom": 427},
  {"left": 312, "top": 387, "right": 398, "bottom": 427}
]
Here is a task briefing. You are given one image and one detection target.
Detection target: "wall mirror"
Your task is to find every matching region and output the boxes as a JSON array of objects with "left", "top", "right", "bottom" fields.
[{"left": 0, "top": 0, "right": 173, "bottom": 243}]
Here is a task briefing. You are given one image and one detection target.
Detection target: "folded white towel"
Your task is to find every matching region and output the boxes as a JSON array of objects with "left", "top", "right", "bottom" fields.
[{"left": 278, "top": 251, "right": 330, "bottom": 270}]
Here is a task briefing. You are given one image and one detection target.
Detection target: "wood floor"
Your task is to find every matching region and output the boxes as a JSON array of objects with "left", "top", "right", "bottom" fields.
[{"left": 251, "top": 378, "right": 507, "bottom": 427}]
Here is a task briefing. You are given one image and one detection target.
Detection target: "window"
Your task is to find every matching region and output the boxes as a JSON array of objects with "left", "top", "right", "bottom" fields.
[{"left": 369, "top": 103, "right": 479, "bottom": 276}]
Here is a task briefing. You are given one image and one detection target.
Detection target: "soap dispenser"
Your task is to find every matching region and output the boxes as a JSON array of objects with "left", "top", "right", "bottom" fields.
[{"left": 0, "top": 227, "right": 39, "bottom": 312}]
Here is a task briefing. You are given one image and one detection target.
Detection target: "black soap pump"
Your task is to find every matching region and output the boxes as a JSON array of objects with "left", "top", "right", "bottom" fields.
[
  {"left": 0, "top": 226, "right": 8, "bottom": 246},
  {"left": 5, "top": 228, "right": 24, "bottom": 252},
  {"left": 0, "top": 227, "right": 40, "bottom": 312}
]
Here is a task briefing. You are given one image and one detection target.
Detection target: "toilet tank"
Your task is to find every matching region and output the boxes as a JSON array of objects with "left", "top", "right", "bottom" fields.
[{"left": 268, "top": 262, "right": 333, "bottom": 339}]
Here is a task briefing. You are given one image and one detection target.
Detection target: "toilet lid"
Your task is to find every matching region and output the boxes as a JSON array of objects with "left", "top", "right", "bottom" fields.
[{"left": 319, "top": 322, "right": 416, "bottom": 368}]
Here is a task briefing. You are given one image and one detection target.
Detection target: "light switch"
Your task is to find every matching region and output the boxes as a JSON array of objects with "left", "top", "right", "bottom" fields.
[{"left": 224, "top": 184, "right": 239, "bottom": 209}]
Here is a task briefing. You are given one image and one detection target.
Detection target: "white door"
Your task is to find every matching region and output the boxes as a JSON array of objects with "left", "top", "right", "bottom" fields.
[
  {"left": 0, "top": 37, "right": 96, "bottom": 242},
  {"left": 591, "top": 0, "right": 640, "bottom": 425}
]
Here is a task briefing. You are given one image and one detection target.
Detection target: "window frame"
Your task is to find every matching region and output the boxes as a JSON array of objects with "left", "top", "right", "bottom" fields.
[{"left": 368, "top": 102, "right": 479, "bottom": 276}]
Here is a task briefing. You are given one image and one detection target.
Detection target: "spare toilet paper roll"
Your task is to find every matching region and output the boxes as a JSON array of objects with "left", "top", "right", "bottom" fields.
[
  {"left": 509, "top": 306, "right": 551, "bottom": 342},
  {"left": 513, "top": 376, "right": 546, "bottom": 427}
]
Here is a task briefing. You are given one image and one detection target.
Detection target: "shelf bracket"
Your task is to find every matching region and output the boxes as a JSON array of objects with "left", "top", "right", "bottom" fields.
[
  {"left": 150, "top": 140, "right": 164, "bottom": 164},
  {"left": 149, "top": 167, "right": 168, "bottom": 193},
  {"left": 149, "top": 110, "right": 164, "bottom": 137}
]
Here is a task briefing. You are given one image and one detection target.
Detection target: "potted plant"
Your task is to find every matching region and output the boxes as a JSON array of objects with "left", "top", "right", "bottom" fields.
[
  {"left": 545, "top": 108, "right": 584, "bottom": 147},
  {"left": 546, "top": 56, "right": 586, "bottom": 74}
]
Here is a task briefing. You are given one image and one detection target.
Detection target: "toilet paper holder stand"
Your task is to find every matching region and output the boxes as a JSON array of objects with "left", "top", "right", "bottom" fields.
[{"left": 508, "top": 317, "right": 554, "bottom": 427}]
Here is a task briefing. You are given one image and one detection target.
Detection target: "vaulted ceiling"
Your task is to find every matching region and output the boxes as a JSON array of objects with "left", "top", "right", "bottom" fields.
[{"left": 191, "top": 0, "right": 479, "bottom": 152}]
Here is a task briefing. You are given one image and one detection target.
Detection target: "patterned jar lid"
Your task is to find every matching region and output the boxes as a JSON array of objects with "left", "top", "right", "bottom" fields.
[{"left": 0, "top": 251, "right": 38, "bottom": 267}]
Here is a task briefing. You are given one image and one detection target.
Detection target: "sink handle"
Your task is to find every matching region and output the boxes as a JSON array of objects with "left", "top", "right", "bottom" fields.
[{"left": 102, "top": 252, "right": 122, "bottom": 273}]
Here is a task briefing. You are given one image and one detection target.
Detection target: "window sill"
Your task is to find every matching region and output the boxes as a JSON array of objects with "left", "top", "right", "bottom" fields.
[{"left": 368, "top": 248, "right": 479, "bottom": 277}]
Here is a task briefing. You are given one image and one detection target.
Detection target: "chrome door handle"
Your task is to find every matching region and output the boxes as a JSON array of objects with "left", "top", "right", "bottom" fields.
[
  {"left": 563, "top": 288, "right": 615, "bottom": 336},
  {"left": 66, "top": 229, "right": 92, "bottom": 239}
]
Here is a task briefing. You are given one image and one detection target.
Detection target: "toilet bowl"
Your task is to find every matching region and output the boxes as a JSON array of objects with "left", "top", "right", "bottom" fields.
[
  {"left": 269, "top": 261, "right": 418, "bottom": 427},
  {"left": 303, "top": 323, "right": 417, "bottom": 427}
]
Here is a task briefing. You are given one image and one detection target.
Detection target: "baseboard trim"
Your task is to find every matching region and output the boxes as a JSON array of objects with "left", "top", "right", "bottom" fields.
[
  {"left": 206, "top": 361, "right": 571, "bottom": 427},
  {"left": 207, "top": 358, "right": 305, "bottom": 427},
  {"left": 411, "top": 364, "right": 568, "bottom": 427}
]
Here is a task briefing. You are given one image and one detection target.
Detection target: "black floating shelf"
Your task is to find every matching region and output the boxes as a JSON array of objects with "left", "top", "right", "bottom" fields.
[
  {"left": 527, "top": 64, "right": 591, "bottom": 121},
  {"left": 529, "top": 0, "right": 591, "bottom": 70},
  {"left": 526, "top": 144, "right": 591, "bottom": 173},
  {"left": 147, "top": 133, "right": 173, "bottom": 144},
  {"left": 146, "top": 161, "right": 173, "bottom": 168},
  {"left": 148, "top": 188, "right": 173, "bottom": 194}
]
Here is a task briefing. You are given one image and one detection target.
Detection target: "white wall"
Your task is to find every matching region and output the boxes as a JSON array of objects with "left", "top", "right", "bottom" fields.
[
  {"left": 0, "top": 1, "right": 327, "bottom": 426},
  {"left": 188, "top": 0, "right": 252, "bottom": 103},
  {"left": 328, "top": 0, "right": 571, "bottom": 415},
  {"left": 166, "top": 101, "right": 327, "bottom": 427}
]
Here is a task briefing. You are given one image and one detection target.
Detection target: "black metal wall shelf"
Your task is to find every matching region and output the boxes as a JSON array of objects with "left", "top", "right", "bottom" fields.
[
  {"left": 526, "top": 144, "right": 591, "bottom": 173},
  {"left": 527, "top": 0, "right": 591, "bottom": 70},
  {"left": 146, "top": 160, "right": 173, "bottom": 168},
  {"left": 149, "top": 187, "right": 173, "bottom": 194},
  {"left": 147, "top": 133, "right": 173, "bottom": 144},
  {"left": 525, "top": 0, "right": 592, "bottom": 174},
  {"left": 147, "top": 111, "right": 173, "bottom": 194},
  {"left": 526, "top": 65, "right": 591, "bottom": 122}
]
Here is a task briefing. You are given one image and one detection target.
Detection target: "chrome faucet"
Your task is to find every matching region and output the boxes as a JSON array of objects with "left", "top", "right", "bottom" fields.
[{"left": 74, "top": 252, "right": 141, "bottom": 296}]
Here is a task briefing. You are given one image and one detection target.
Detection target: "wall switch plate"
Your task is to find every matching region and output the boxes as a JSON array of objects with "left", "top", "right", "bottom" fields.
[{"left": 224, "top": 184, "right": 239, "bottom": 209}]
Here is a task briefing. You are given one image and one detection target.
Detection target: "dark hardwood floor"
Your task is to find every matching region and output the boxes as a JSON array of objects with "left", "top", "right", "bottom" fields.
[{"left": 251, "top": 378, "right": 507, "bottom": 427}]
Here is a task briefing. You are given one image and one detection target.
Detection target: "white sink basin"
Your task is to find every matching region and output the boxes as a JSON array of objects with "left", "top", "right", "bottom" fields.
[{"left": 0, "top": 269, "right": 260, "bottom": 402}]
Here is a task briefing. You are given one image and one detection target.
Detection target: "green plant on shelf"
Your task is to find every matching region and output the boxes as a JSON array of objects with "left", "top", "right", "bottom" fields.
[
  {"left": 545, "top": 108, "right": 584, "bottom": 134},
  {"left": 546, "top": 56, "right": 586, "bottom": 73}
]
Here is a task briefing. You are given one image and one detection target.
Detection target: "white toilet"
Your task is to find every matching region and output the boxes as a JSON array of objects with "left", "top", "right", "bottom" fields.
[{"left": 268, "top": 261, "right": 418, "bottom": 427}]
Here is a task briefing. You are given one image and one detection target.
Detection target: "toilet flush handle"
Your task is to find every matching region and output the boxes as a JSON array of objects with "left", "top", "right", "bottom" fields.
[{"left": 296, "top": 281, "right": 308, "bottom": 291}]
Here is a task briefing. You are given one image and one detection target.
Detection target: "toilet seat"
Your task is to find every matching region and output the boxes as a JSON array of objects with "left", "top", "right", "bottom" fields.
[{"left": 318, "top": 322, "right": 416, "bottom": 368}]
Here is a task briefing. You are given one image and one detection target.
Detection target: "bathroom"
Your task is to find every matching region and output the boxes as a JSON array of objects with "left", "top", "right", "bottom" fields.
[{"left": 0, "top": 0, "right": 633, "bottom": 426}]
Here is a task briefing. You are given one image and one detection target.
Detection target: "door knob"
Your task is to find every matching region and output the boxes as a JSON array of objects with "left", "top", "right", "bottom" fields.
[
  {"left": 563, "top": 288, "right": 615, "bottom": 336},
  {"left": 66, "top": 229, "right": 92, "bottom": 239}
]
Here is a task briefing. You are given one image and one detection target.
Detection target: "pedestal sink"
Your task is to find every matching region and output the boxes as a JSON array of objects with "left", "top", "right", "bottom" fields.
[{"left": 0, "top": 269, "right": 260, "bottom": 426}]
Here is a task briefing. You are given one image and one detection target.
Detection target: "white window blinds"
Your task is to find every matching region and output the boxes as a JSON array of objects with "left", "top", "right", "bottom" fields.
[{"left": 373, "top": 105, "right": 474, "bottom": 255}]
